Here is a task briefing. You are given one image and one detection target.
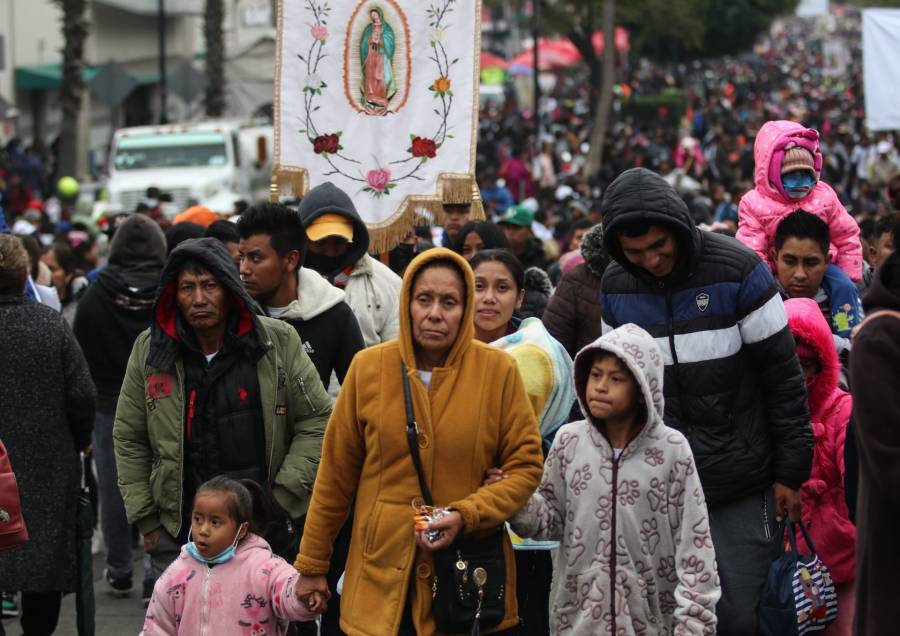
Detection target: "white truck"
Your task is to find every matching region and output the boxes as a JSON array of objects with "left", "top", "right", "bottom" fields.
[{"left": 104, "top": 119, "right": 273, "bottom": 216}]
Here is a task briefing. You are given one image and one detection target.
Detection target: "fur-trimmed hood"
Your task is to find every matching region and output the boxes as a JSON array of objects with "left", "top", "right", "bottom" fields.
[
  {"left": 785, "top": 297, "right": 841, "bottom": 421},
  {"left": 579, "top": 223, "right": 609, "bottom": 278}
]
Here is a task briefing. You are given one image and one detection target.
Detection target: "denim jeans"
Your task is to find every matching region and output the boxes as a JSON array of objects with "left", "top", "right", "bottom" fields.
[{"left": 93, "top": 410, "right": 134, "bottom": 580}]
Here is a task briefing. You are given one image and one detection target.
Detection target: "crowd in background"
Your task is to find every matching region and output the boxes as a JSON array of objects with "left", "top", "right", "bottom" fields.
[{"left": 1, "top": 5, "right": 900, "bottom": 636}]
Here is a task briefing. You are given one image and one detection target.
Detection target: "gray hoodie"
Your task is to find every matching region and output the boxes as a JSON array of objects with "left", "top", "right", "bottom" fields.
[{"left": 511, "top": 323, "right": 720, "bottom": 635}]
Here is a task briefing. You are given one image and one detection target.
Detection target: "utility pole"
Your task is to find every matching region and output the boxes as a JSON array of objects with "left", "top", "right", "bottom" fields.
[
  {"left": 158, "top": 0, "right": 168, "bottom": 123},
  {"left": 532, "top": 0, "right": 540, "bottom": 142}
]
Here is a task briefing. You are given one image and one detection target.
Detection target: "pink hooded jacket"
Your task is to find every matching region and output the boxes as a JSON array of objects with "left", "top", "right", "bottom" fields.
[
  {"left": 141, "top": 534, "right": 314, "bottom": 635},
  {"left": 737, "top": 120, "right": 862, "bottom": 281},
  {"left": 785, "top": 298, "right": 856, "bottom": 584}
]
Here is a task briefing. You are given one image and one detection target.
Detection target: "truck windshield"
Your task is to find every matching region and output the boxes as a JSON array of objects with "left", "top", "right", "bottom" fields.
[{"left": 112, "top": 132, "right": 229, "bottom": 170}]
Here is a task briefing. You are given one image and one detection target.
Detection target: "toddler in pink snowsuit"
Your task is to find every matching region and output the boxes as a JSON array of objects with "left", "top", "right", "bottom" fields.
[
  {"left": 738, "top": 120, "right": 863, "bottom": 338},
  {"left": 141, "top": 477, "right": 317, "bottom": 635}
]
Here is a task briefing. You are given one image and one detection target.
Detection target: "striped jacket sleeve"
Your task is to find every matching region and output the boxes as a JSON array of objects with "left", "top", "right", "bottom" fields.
[{"left": 737, "top": 262, "right": 813, "bottom": 489}]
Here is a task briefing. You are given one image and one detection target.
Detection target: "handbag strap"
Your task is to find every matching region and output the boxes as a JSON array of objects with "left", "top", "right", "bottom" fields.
[{"left": 402, "top": 363, "right": 433, "bottom": 506}]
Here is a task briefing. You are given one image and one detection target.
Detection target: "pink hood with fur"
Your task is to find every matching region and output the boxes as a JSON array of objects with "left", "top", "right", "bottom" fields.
[
  {"left": 785, "top": 298, "right": 855, "bottom": 583},
  {"left": 737, "top": 120, "right": 862, "bottom": 281}
]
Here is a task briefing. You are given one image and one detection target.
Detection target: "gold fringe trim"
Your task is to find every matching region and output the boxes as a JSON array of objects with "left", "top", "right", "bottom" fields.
[
  {"left": 269, "top": 167, "right": 484, "bottom": 254},
  {"left": 270, "top": 166, "right": 308, "bottom": 202}
]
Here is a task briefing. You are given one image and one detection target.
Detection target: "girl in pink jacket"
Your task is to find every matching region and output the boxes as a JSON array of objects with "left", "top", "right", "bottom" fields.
[
  {"left": 738, "top": 120, "right": 863, "bottom": 338},
  {"left": 141, "top": 477, "right": 317, "bottom": 636},
  {"left": 785, "top": 298, "right": 856, "bottom": 636}
]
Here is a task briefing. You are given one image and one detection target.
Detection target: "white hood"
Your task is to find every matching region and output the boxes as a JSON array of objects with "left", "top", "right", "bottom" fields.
[{"left": 279, "top": 267, "right": 346, "bottom": 321}]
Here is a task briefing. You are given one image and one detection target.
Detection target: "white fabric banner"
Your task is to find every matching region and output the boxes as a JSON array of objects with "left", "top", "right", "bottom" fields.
[
  {"left": 863, "top": 9, "right": 900, "bottom": 132},
  {"left": 274, "top": 0, "right": 483, "bottom": 251}
]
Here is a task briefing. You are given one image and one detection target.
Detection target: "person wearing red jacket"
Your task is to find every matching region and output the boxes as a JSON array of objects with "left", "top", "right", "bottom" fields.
[{"left": 785, "top": 297, "right": 856, "bottom": 636}]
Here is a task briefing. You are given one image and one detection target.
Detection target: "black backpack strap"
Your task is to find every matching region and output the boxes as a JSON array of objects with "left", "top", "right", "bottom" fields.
[{"left": 402, "top": 363, "right": 433, "bottom": 506}]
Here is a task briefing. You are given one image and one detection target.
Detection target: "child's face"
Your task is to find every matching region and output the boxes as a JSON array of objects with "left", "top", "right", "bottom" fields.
[
  {"left": 191, "top": 492, "right": 244, "bottom": 559},
  {"left": 585, "top": 354, "right": 640, "bottom": 422},
  {"left": 798, "top": 356, "right": 822, "bottom": 386}
]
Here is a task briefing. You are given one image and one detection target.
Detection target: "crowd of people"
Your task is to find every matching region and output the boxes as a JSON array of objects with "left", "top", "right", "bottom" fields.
[{"left": 1, "top": 5, "right": 900, "bottom": 636}]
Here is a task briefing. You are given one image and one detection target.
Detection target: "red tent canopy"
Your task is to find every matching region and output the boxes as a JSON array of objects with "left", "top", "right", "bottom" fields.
[
  {"left": 509, "top": 38, "right": 581, "bottom": 71},
  {"left": 592, "top": 27, "right": 631, "bottom": 55},
  {"left": 509, "top": 29, "right": 630, "bottom": 71},
  {"left": 480, "top": 51, "right": 509, "bottom": 70}
]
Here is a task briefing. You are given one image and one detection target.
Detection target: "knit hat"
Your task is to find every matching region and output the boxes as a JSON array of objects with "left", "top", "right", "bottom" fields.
[{"left": 781, "top": 146, "right": 816, "bottom": 176}]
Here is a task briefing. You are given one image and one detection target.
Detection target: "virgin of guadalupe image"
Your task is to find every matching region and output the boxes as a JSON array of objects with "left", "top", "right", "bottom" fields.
[{"left": 360, "top": 6, "right": 396, "bottom": 115}]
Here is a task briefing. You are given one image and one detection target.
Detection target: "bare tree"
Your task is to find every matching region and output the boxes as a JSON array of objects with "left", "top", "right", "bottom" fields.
[
  {"left": 204, "top": 0, "right": 226, "bottom": 117},
  {"left": 57, "top": 0, "right": 88, "bottom": 179},
  {"left": 584, "top": 0, "right": 614, "bottom": 178}
]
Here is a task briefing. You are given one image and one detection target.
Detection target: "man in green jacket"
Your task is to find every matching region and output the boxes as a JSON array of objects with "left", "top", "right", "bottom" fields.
[{"left": 114, "top": 238, "right": 332, "bottom": 575}]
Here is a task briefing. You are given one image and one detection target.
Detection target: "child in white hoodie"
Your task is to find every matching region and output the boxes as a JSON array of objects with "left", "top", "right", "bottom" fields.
[{"left": 506, "top": 324, "right": 720, "bottom": 635}]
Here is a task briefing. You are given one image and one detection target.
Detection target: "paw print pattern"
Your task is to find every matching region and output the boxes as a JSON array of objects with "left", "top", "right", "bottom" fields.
[
  {"left": 657, "top": 556, "right": 677, "bottom": 583},
  {"left": 646, "top": 477, "right": 669, "bottom": 514},
  {"left": 617, "top": 479, "right": 641, "bottom": 506},
  {"left": 681, "top": 556, "right": 712, "bottom": 588},
  {"left": 644, "top": 447, "right": 664, "bottom": 467},
  {"left": 569, "top": 463, "right": 593, "bottom": 496},
  {"left": 640, "top": 518, "right": 661, "bottom": 556}
]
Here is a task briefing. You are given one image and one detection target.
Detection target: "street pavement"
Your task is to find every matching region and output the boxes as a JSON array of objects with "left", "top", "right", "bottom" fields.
[{"left": 1, "top": 548, "right": 147, "bottom": 635}]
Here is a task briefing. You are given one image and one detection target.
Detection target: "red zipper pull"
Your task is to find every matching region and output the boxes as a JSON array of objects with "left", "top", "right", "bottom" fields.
[{"left": 187, "top": 389, "right": 197, "bottom": 440}]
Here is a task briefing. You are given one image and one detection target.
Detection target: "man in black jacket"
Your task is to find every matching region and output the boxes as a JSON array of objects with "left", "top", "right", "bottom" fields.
[
  {"left": 237, "top": 202, "right": 365, "bottom": 390},
  {"left": 599, "top": 168, "right": 812, "bottom": 635},
  {"left": 73, "top": 214, "right": 166, "bottom": 600}
]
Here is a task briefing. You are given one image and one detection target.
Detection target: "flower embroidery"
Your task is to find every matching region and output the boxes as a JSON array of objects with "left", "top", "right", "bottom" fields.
[
  {"left": 432, "top": 76, "right": 451, "bottom": 94},
  {"left": 365, "top": 168, "right": 392, "bottom": 194},
  {"left": 410, "top": 136, "right": 438, "bottom": 159},
  {"left": 310, "top": 24, "right": 328, "bottom": 41},
  {"left": 312, "top": 134, "right": 340, "bottom": 155}
]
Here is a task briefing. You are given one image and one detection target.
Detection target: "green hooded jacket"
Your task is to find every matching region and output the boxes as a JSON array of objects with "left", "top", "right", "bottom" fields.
[{"left": 113, "top": 238, "right": 333, "bottom": 537}]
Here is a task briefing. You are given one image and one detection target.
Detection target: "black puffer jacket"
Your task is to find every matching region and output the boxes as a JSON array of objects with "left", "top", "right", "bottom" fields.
[
  {"left": 600, "top": 168, "right": 812, "bottom": 506},
  {"left": 542, "top": 224, "right": 608, "bottom": 358}
]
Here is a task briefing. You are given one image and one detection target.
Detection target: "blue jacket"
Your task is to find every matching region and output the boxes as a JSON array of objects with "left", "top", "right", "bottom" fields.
[{"left": 599, "top": 168, "right": 812, "bottom": 506}]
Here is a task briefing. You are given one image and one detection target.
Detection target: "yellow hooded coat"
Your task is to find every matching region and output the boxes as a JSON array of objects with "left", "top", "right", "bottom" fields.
[{"left": 295, "top": 248, "right": 544, "bottom": 635}]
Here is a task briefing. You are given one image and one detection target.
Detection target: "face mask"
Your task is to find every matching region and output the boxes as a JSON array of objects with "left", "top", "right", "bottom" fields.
[
  {"left": 304, "top": 250, "right": 347, "bottom": 278},
  {"left": 184, "top": 522, "right": 246, "bottom": 566},
  {"left": 781, "top": 171, "right": 817, "bottom": 199}
]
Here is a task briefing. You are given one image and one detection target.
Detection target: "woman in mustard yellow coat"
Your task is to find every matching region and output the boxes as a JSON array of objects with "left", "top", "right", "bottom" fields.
[{"left": 294, "top": 248, "right": 544, "bottom": 635}]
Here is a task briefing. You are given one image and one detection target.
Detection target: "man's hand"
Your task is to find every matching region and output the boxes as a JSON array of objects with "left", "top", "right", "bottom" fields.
[
  {"left": 143, "top": 529, "right": 161, "bottom": 553},
  {"left": 774, "top": 483, "right": 802, "bottom": 523},
  {"left": 415, "top": 510, "right": 464, "bottom": 552},
  {"left": 295, "top": 574, "right": 331, "bottom": 614}
]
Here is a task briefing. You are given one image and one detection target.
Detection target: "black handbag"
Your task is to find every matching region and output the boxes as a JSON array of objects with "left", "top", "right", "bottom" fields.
[{"left": 402, "top": 364, "right": 507, "bottom": 635}]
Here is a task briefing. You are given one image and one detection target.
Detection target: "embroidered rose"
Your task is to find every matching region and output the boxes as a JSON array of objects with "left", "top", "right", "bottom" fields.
[
  {"left": 313, "top": 134, "right": 340, "bottom": 154},
  {"left": 310, "top": 24, "right": 328, "bottom": 41},
  {"left": 305, "top": 73, "right": 323, "bottom": 89},
  {"left": 366, "top": 168, "right": 391, "bottom": 193},
  {"left": 429, "top": 27, "right": 444, "bottom": 44},
  {"left": 433, "top": 76, "right": 451, "bottom": 94},
  {"left": 410, "top": 136, "right": 437, "bottom": 159}
]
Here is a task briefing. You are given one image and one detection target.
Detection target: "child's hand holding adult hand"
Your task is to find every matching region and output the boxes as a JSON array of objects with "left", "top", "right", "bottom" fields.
[{"left": 296, "top": 574, "right": 330, "bottom": 614}]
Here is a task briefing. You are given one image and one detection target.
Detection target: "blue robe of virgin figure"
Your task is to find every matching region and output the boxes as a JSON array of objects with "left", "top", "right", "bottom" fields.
[{"left": 359, "top": 8, "right": 396, "bottom": 108}]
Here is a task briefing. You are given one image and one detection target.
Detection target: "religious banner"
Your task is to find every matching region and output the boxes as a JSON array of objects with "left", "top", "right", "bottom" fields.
[{"left": 273, "top": 0, "right": 485, "bottom": 252}]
